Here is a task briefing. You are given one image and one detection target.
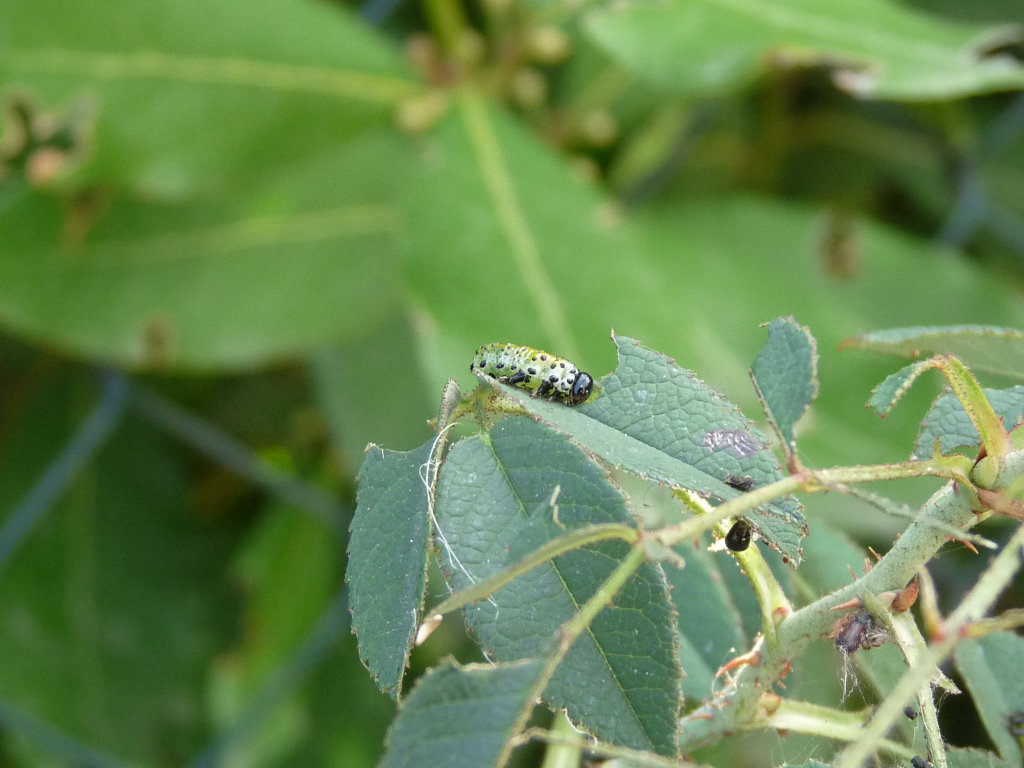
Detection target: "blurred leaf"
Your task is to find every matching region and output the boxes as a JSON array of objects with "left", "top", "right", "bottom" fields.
[
  {"left": 0, "top": 0, "right": 416, "bottom": 192},
  {"left": 0, "top": 379, "right": 242, "bottom": 765},
  {"left": 0, "top": 0, "right": 420, "bottom": 370},
  {"left": 436, "top": 417, "right": 681, "bottom": 756},
  {"left": 380, "top": 659, "right": 543, "bottom": 768},
  {"left": 915, "top": 386, "right": 1024, "bottom": 458},
  {"left": 907, "top": 0, "right": 1024, "bottom": 25},
  {"left": 206, "top": 504, "right": 341, "bottom": 764},
  {"left": 483, "top": 335, "right": 808, "bottom": 563},
  {"left": 400, "top": 89, "right": 672, "bottom": 368},
  {"left": 751, "top": 316, "right": 819, "bottom": 451},
  {"left": 291, "top": 633, "right": 396, "bottom": 768},
  {"left": 841, "top": 325, "right": 1024, "bottom": 379},
  {"left": 663, "top": 544, "right": 745, "bottom": 702},
  {"left": 310, "top": 312, "right": 434, "bottom": 474},
  {"left": 0, "top": 132, "right": 408, "bottom": 369},
  {"left": 346, "top": 440, "right": 433, "bottom": 699},
  {"left": 793, "top": 520, "right": 867, "bottom": 595},
  {"left": 946, "top": 747, "right": 1015, "bottom": 768},
  {"left": 955, "top": 632, "right": 1024, "bottom": 767},
  {"left": 583, "top": 0, "right": 1024, "bottom": 101}
]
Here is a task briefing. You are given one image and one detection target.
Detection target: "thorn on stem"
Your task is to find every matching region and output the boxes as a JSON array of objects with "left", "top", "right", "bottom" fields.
[{"left": 716, "top": 648, "right": 761, "bottom": 677}]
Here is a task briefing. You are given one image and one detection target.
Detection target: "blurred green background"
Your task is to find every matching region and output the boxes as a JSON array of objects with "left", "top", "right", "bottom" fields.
[{"left": 2, "top": 0, "right": 1024, "bottom": 765}]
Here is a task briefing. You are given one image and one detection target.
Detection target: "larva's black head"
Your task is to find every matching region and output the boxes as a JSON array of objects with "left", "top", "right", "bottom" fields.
[{"left": 569, "top": 372, "right": 594, "bottom": 405}]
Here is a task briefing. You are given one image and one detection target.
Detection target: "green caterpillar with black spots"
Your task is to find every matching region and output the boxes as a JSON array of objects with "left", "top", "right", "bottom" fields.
[{"left": 470, "top": 343, "right": 594, "bottom": 406}]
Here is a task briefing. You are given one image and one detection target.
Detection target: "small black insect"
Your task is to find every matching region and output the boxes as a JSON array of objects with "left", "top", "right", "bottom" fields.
[
  {"left": 725, "top": 473, "right": 755, "bottom": 492},
  {"left": 903, "top": 705, "right": 918, "bottom": 720},
  {"left": 725, "top": 520, "right": 752, "bottom": 552},
  {"left": 834, "top": 610, "right": 889, "bottom": 655},
  {"left": 911, "top": 757, "right": 934, "bottom": 768}
]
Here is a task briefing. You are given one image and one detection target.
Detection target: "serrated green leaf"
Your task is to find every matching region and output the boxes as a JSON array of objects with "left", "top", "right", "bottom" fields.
[
  {"left": 842, "top": 325, "right": 1024, "bottom": 379},
  {"left": 481, "top": 335, "right": 807, "bottom": 564},
  {"left": 955, "top": 632, "right": 1024, "bottom": 767},
  {"left": 346, "top": 440, "right": 433, "bottom": 699},
  {"left": 915, "top": 386, "right": 1024, "bottom": 459},
  {"left": 583, "top": 0, "right": 1024, "bottom": 101},
  {"left": 380, "top": 659, "right": 543, "bottom": 768},
  {"left": 867, "top": 359, "right": 935, "bottom": 415},
  {"left": 751, "top": 316, "right": 818, "bottom": 451},
  {"left": 866, "top": 353, "right": 1011, "bottom": 457},
  {"left": 435, "top": 417, "right": 681, "bottom": 756}
]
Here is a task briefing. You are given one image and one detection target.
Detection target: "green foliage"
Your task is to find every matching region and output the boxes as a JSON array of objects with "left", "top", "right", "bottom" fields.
[
  {"left": 955, "top": 632, "right": 1024, "bottom": 767},
  {"left": 347, "top": 441, "right": 433, "bottom": 698},
  {"left": 493, "top": 336, "right": 807, "bottom": 562},
  {"left": 380, "top": 659, "right": 543, "bottom": 768},
  {"left": 435, "top": 416, "right": 680, "bottom": 754},
  {"left": 916, "top": 386, "right": 1024, "bottom": 459},
  {"left": 3, "top": 0, "right": 1024, "bottom": 766},
  {"left": 584, "top": 0, "right": 1024, "bottom": 99},
  {"left": 751, "top": 317, "right": 819, "bottom": 454},
  {"left": 843, "top": 326, "right": 1024, "bottom": 379},
  {"left": 351, "top": 323, "right": 1024, "bottom": 767}
]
